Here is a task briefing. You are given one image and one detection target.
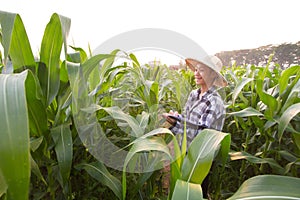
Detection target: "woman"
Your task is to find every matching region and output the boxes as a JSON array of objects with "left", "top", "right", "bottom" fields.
[
  {"left": 163, "top": 55, "right": 227, "bottom": 148},
  {"left": 162, "top": 55, "right": 227, "bottom": 198}
]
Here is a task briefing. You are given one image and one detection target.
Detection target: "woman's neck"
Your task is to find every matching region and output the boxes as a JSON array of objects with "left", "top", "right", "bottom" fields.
[{"left": 200, "top": 83, "right": 210, "bottom": 95}]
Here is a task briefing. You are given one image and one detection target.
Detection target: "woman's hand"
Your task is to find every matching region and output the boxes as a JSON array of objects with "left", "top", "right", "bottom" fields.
[{"left": 162, "top": 110, "right": 179, "bottom": 126}]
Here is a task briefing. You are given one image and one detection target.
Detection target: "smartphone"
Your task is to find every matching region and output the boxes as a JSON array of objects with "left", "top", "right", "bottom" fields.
[{"left": 167, "top": 114, "right": 181, "bottom": 121}]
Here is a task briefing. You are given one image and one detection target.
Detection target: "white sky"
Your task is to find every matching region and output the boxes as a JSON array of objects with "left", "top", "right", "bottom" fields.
[{"left": 1, "top": 0, "right": 299, "bottom": 65}]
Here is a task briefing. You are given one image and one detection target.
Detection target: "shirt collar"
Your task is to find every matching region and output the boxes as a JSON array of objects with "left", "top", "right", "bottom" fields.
[{"left": 198, "top": 86, "right": 217, "bottom": 98}]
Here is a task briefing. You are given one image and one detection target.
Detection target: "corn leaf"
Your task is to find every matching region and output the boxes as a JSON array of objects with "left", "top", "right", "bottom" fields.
[
  {"left": 25, "top": 70, "right": 47, "bottom": 136},
  {"left": 181, "top": 129, "right": 230, "bottom": 184},
  {"left": 85, "top": 105, "right": 144, "bottom": 137},
  {"left": 51, "top": 123, "right": 73, "bottom": 194},
  {"left": 228, "top": 175, "right": 300, "bottom": 200},
  {"left": 279, "top": 65, "right": 300, "bottom": 95},
  {"left": 256, "top": 79, "right": 278, "bottom": 118},
  {"left": 67, "top": 59, "right": 129, "bottom": 172},
  {"left": 30, "top": 155, "right": 47, "bottom": 185},
  {"left": 278, "top": 103, "right": 300, "bottom": 140},
  {"left": 122, "top": 137, "right": 172, "bottom": 199},
  {"left": 0, "top": 11, "right": 35, "bottom": 70},
  {"left": 171, "top": 179, "right": 203, "bottom": 200},
  {"left": 39, "top": 13, "right": 70, "bottom": 105},
  {"left": 0, "top": 70, "right": 30, "bottom": 200},
  {"left": 281, "top": 79, "right": 300, "bottom": 112},
  {"left": 229, "top": 151, "right": 284, "bottom": 174},
  {"left": 76, "top": 162, "right": 122, "bottom": 200},
  {"left": 228, "top": 107, "right": 263, "bottom": 118},
  {"left": 232, "top": 77, "right": 253, "bottom": 105}
]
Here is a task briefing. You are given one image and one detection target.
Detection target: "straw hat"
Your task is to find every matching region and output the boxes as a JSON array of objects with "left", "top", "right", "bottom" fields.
[{"left": 185, "top": 55, "right": 227, "bottom": 87}]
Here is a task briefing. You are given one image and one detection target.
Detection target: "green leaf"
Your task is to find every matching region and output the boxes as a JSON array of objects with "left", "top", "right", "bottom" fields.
[
  {"left": 67, "top": 59, "right": 129, "bottom": 173},
  {"left": 281, "top": 79, "right": 300, "bottom": 112},
  {"left": 39, "top": 13, "right": 70, "bottom": 105},
  {"left": 122, "top": 137, "right": 172, "bottom": 199},
  {"left": 0, "top": 70, "right": 30, "bottom": 200},
  {"left": 25, "top": 70, "right": 47, "bottom": 136},
  {"left": 0, "top": 11, "right": 35, "bottom": 70},
  {"left": 85, "top": 105, "right": 144, "bottom": 137},
  {"left": 232, "top": 77, "right": 253, "bottom": 105},
  {"left": 278, "top": 103, "right": 300, "bottom": 140},
  {"left": 129, "top": 53, "right": 140, "bottom": 67},
  {"left": 51, "top": 124, "right": 73, "bottom": 195},
  {"left": 171, "top": 179, "right": 203, "bottom": 200},
  {"left": 76, "top": 162, "right": 122, "bottom": 200},
  {"left": 69, "top": 46, "right": 88, "bottom": 63},
  {"left": 181, "top": 129, "right": 230, "bottom": 184},
  {"left": 30, "top": 155, "right": 47, "bottom": 185},
  {"left": 256, "top": 79, "right": 278, "bottom": 118},
  {"left": 228, "top": 107, "right": 263, "bottom": 118},
  {"left": 228, "top": 175, "right": 300, "bottom": 200},
  {"left": 279, "top": 65, "right": 300, "bottom": 95},
  {"left": 82, "top": 53, "right": 115, "bottom": 81},
  {"left": 121, "top": 127, "right": 174, "bottom": 151},
  {"left": 29, "top": 137, "right": 47, "bottom": 185},
  {"left": 229, "top": 151, "right": 284, "bottom": 173}
]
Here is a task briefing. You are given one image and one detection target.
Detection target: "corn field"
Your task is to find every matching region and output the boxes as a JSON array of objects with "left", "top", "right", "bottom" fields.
[{"left": 0, "top": 11, "right": 300, "bottom": 200}]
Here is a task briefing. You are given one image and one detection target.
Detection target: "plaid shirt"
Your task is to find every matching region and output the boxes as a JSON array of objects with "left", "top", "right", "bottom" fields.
[{"left": 170, "top": 86, "right": 226, "bottom": 148}]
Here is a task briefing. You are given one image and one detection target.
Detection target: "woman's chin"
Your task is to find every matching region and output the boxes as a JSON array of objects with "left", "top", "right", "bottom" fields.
[{"left": 195, "top": 80, "right": 203, "bottom": 85}]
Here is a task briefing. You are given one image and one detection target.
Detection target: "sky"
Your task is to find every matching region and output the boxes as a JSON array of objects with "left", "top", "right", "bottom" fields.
[{"left": 1, "top": 0, "right": 299, "bottom": 65}]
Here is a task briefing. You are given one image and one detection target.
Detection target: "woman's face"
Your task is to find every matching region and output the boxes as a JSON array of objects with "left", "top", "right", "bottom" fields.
[{"left": 194, "top": 64, "right": 215, "bottom": 86}]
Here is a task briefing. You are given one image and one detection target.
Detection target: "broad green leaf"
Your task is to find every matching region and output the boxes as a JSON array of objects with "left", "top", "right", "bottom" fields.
[
  {"left": 82, "top": 53, "right": 115, "bottom": 81},
  {"left": 171, "top": 179, "right": 203, "bottom": 200},
  {"left": 122, "top": 137, "right": 172, "bottom": 199},
  {"left": 69, "top": 46, "right": 88, "bottom": 63},
  {"left": 256, "top": 79, "right": 278, "bottom": 118},
  {"left": 279, "top": 65, "right": 300, "bottom": 95},
  {"left": 137, "top": 111, "right": 150, "bottom": 131},
  {"left": 229, "top": 151, "right": 284, "bottom": 173},
  {"left": 57, "top": 14, "right": 71, "bottom": 56},
  {"left": 76, "top": 162, "right": 122, "bottom": 200},
  {"left": 0, "top": 11, "right": 35, "bottom": 70},
  {"left": 228, "top": 175, "right": 300, "bottom": 200},
  {"left": 181, "top": 129, "right": 230, "bottom": 184},
  {"left": 30, "top": 155, "right": 47, "bottom": 185},
  {"left": 278, "top": 150, "right": 300, "bottom": 174},
  {"left": 232, "top": 77, "right": 253, "bottom": 105},
  {"left": 83, "top": 105, "right": 144, "bottom": 137},
  {"left": 89, "top": 49, "right": 120, "bottom": 90},
  {"left": 54, "top": 85, "right": 72, "bottom": 126},
  {"left": 281, "top": 79, "right": 300, "bottom": 112},
  {"left": 39, "top": 13, "right": 70, "bottom": 105},
  {"left": 278, "top": 103, "right": 300, "bottom": 140},
  {"left": 121, "top": 127, "right": 174, "bottom": 151},
  {"left": 67, "top": 60, "right": 129, "bottom": 173},
  {"left": 228, "top": 107, "right": 263, "bottom": 118},
  {"left": 30, "top": 136, "right": 44, "bottom": 152},
  {"left": 129, "top": 53, "right": 140, "bottom": 67},
  {"left": 0, "top": 70, "right": 30, "bottom": 200},
  {"left": 169, "top": 127, "right": 184, "bottom": 197},
  {"left": 60, "top": 60, "right": 69, "bottom": 82},
  {"left": 25, "top": 70, "right": 47, "bottom": 136},
  {"left": 51, "top": 124, "right": 73, "bottom": 195},
  {"left": 30, "top": 137, "right": 47, "bottom": 185}
]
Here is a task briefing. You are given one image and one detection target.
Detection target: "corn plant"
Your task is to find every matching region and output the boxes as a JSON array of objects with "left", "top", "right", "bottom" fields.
[{"left": 221, "top": 60, "right": 300, "bottom": 198}]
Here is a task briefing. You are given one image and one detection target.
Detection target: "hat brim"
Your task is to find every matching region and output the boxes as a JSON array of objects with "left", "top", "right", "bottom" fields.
[{"left": 185, "top": 58, "right": 228, "bottom": 87}]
